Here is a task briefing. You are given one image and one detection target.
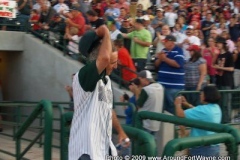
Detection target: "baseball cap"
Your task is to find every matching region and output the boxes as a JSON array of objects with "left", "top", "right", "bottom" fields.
[
  {"left": 187, "top": 25, "right": 194, "bottom": 29},
  {"left": 137, "top": 70, "right": 155, "bottom": 82},
  {"left": 187, "top": 44, "right": 201, "bottom": 51},
  {"left": 78, "top": 31, "right": 102, "bottom": 57},
  {"left": 164, "top": 35, "right": 176, "bottom": 42},
  {"left": 156, "top": 8, "right": 164, "bottom": 12},
  {"left": 141, "top": 15, "right": 150, "bottom": 21},
  {"left": 135, "top": 18, "right": 144, "bottom": 24}
]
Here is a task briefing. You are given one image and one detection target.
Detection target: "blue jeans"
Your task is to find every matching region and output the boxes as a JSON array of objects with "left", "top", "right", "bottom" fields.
[
  {"left": 164, "top": 88, "right": 182, "bottom": 114},
  {"left": 16, "top": 14, "right": 30, "bottom": 31},
  {"left": 190, "top": 145, "right": 220, "bottom": 157}
]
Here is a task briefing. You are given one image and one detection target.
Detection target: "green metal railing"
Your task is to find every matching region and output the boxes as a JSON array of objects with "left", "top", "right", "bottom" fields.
[
  {"left": 162, "top": 133, "right": 236, "bottom": 158},
  {"left": 135, "top": 111, "right": 240, "bottom": 158},
  {"left": 15, "top": 100, "right": 53, "bottom": 160},
  {"left": 0, "top": 101, "right": 71, "bottom": 159}
]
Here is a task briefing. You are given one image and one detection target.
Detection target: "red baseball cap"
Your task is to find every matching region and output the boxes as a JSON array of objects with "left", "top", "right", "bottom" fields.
[{"left": 187, "top": 44, "right": 201, "bottom": 51}]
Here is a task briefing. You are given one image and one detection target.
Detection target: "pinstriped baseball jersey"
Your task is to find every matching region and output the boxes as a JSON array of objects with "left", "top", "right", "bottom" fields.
[{"left": 68, "top": 61, "right": 117, "bottom": 160}]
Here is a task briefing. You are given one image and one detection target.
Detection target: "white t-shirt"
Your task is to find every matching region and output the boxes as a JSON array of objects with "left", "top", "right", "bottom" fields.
[
  {"left": 110, "top": 29, "right": 122, "bottom": 41},
  {"left": 181, "top": 35, "right": 201, "bottom": 60},
  {"left": 68, "top": 35, "right": 80, "bottom": 54},
  {"left": 164, "top": 12, "right": 178, "bottom": 27},
  {"left": 53, "top": 3, "right": 69, "bottom": 14}
]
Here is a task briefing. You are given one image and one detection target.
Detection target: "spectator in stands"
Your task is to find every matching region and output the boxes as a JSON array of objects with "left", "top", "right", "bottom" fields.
[
  {"left": 114, "top": 37, "right": 137, "bottom": 82},
  {"left": 64, "top": 6, "right": 86, "bottom": 38},
  {"left": 17, "top": 0, "right": 33, "bottom": 29},
  {"left": 176, "top": 16, "right": 187, "bottom": 33},
  {"left": 221, "top": 31, "right": 236, "bottom": 53},
  {"left": 213, "top": 36, "right": 234, "bottom": 123},
  {"left": 137, "top": 0, "right": 151, "bottom": 11},
  {"left": 53, "top": 0, "right": 69, "bottom": 15},
  {"left": 164, "top": 5, "right": 178, "bottom": 30},
  {"left": 79, "top": 0, "right": 91, "bottom": 14},
  {"left": 202, "top": 37, "right": 219, "bottom": 84},
  {"left": 122, "top": 19, "right": 152, "bottom": 72},
  {"left": 142, "top": 15, "right": 155, "bottom": 39},
  {"left": 155, "top": 35, "right": 185, "bottom": 114},
  {"left": 201, "top": 13, "right": 215, "bottom": 45},
  {"left": 105, "top": 0, "right": 120, "bottom": 19},
  {"left": 234, "top": 41, "right": 240, "bottom": 89},
  {"left": 115, "top": 0, "right": 129, "bottom": 13},
  {"left": 172, "top": 23, "right": 187, "bottom": 45},
  {"left": 153, "top": 25, "right": 171, "bottom": 54},
  {"left": 175, "top": 85, "right": 221, "bottom": 157},
  {"left": 136, "top": 9, "right": 144, "bottom": 19},
  {"left": 109, "top": 21, "right": 122, "bottom": 41},
  {"left": 136, "top": 70, "right": 164, "bottom": 135},
  {"left": 184, "top": 45, "right": 207, "bottom": 106},
  {"left": 188, "top": 6, "right": 201, "bottom": 29},
  {"left": 119, "top": 78, "right": 140, "bottom": 125},
  {"left": 86, "top": 10, "right": 105, "bottom": 29},
  {"left": 33, "top": 0, "right": 51, "bottom": 13},
  {"left": 66, "top": 0, "right": 81, "bottom": 9},
  {"left": 118, "top": 7, "right": 128, "bottom": 23},
  {"left": 151, "top": 8, "right": 165, "bottom": 34},
  {"left": 65, "top": 74, "right": 75, "bottom": 111},
  {"left": 119, "top": 18, "right": 132, "bottom": 53},
  {"left": 39, "top": 3, "right": 56, "bottom": 30},
  {"left": 29, "top": 9, "right": 40, "bottom": 31},
  {"left": 209, "top": 29, "right": 219, "bottom": 40},
  {"left": 49, "top": 13, "right": 66, "bottom": 36},
  {"left": 179, "top": 25, "right": 201, "bottom": 60},
  {"left": 67, "top": 27, "right": 80, "bottom": 59}
]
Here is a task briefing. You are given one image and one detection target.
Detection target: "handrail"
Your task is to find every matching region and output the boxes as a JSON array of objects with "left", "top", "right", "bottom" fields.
[
  {"left": 162, "top": 133, "right": 236, "bottom": 159},
  {"left": 15, "top": 100, "right": 53, "bottom": 160},
  {"left": 135, "top": 111, "right": 240, "bottom": 156}
]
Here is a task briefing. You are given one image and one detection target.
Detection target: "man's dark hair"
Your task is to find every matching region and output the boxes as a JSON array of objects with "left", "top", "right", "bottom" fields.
[
  {"left": 86, "top": 10, "right": 98, "bottom": 17},
  {"left": 202, "top": 86, "right": 221, "bottom": 103}
]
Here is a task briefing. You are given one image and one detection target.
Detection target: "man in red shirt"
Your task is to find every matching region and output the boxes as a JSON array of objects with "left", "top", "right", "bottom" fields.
[{"left": 65, "top": 6, "right": 85, "bottom": 38}]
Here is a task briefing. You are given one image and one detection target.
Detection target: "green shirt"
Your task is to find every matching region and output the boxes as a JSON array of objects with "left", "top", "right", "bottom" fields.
[{"left": 127, "top": 29, "right": 152, "bottom": 59}]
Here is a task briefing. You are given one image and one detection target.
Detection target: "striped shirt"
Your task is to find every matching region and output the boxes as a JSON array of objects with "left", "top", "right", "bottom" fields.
[
  {"left": 184, "top": 58, "right": 206, "bottom": 88},
  {"left": 68, "top": 61, "right": 117, "bottom": 160},
  {"left": 157, "top": 45, "right": 185, "bottom": 89}
]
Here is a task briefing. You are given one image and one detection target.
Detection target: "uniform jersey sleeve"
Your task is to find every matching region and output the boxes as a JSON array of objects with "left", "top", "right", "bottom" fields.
[
  {"left": 78, "top": 60, "right": 105, "bottom": 92},
  {"left": 137, "top": 89, "right": 149, "bottom": 108}
]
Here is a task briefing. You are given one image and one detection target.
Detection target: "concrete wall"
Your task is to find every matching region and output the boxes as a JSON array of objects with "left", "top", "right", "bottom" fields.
[
  {"left": 0, "top": 31, "right": 24, "bottom": 51},
  {"left": 0, "top": 34, "right": 83, "bottom": 102}
]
